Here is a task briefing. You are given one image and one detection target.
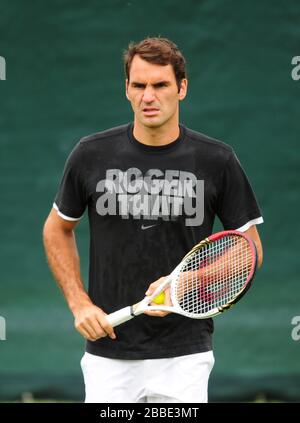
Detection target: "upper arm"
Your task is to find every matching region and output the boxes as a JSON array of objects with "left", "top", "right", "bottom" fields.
[
  {"left": 243, "top": 225, "right": 263, "bottom": 268},
  {"left": 54, "top": 141, "right": 88, "bottom": 221},
  {"left": 216, "top": 149, "right": 263, "bottom": 232},
  {"left": 44, "top": 208, "right": 80, "bottom": 234}
]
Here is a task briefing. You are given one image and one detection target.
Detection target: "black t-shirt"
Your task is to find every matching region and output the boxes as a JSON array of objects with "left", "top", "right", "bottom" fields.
[{"left": 54, "top": 123, "right": 263, "bottom": 359}]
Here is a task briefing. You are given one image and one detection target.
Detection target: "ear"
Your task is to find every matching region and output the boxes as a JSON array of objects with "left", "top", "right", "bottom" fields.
[
  {"left": 125, "top": 79, "right": 130, "bottom": 101},
  {"left": 178, "top": 78, "right": 188, "bottom": 101}
]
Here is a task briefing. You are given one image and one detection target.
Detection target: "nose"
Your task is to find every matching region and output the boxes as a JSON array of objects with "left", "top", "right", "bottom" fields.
[{"left": 142, "top": 87, "right": 155, "bottom": 103}]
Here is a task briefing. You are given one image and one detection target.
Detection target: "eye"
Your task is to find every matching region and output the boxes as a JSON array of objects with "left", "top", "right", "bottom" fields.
[
  {"left": 132, "top": 83, "right": 145, "bottom": 89},
  {"left": 154, "top": 82, "right": 168, "bottom": 88}
]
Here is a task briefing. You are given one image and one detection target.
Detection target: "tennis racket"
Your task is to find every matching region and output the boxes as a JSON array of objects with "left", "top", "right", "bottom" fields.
[{"left": 106, "top": 230, "right": 257, "bottom": 327}]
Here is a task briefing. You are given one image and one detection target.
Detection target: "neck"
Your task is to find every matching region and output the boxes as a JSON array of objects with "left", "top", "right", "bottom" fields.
[{"left": 133, "top": 116, "right": 180, "bottom": 146}]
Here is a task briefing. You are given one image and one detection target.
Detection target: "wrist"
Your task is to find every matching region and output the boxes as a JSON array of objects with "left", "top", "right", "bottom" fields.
[{"left": 68, "top": 293, "right": 92, "bottom": 314}]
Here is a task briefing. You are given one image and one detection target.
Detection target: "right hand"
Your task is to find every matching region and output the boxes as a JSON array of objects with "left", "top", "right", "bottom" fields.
[{"left": 73, "top": 300, "right": 116, "bottom": 342}]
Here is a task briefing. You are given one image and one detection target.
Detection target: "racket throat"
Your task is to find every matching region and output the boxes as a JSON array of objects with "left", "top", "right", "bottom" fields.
[{"left": 132, "top": 300, "right": 147, "bottom": 316}]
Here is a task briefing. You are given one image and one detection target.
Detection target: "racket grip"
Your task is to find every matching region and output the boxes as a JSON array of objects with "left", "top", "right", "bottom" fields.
[{"left": 105, "top": 306, "right": 134, "bottom": 328}]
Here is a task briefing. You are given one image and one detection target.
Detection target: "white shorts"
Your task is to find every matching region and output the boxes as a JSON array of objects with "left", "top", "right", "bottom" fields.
[{"left": 81, "top": 350, "right": 215, "bottom": 403}]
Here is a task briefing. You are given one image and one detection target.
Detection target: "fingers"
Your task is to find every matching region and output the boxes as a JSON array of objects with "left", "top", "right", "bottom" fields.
[
  {"left": 144, "top": 278, "right": 172, "bottom": 318},
  {"left": 76, "top": 320, "right": 100, "bottom": 341},
  {"left": 74, "top": 305, "right": 116, "bottom": 342},
  {"left": 98, "top": 314, "right": 117, "bottom": 340},
  {"left": 145, "top": 277, "right": 166, "bottom": 297},
  {"left": 143, "top": 309, "right": 169, "bottom": 317}
]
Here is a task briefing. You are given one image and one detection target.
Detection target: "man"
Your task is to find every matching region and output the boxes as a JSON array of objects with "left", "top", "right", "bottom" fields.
[{"left": 43, "top": 37, "right": 263, "bottom": 403}]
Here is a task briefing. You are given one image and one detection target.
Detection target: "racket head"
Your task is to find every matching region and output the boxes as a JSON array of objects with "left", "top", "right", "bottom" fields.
[{"left": 170, "top": 230, "right": 258, "bottom": 319}]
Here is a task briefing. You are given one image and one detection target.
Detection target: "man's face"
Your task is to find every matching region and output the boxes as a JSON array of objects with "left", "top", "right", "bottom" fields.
[{"left": 126, "top": 55, "right": 187, "bottom": 129}]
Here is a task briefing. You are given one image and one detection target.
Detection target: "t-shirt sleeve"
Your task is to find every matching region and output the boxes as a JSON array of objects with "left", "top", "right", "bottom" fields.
[
  {"left": 216, "top": 149, "right": 263, "bottom": 230},
  {"left": 53, "top": 141, "right": 87, "bottom": 220}
]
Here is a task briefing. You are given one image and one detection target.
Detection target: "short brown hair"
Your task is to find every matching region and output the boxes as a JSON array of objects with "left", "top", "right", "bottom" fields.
[{"left": 124, "top": 37, "right": 187, "bottom": 91}]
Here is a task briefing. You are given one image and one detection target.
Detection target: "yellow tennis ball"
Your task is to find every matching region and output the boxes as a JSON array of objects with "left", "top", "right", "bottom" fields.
[{"left": 153, "top": 292, "right": 165, "bottom": 304}]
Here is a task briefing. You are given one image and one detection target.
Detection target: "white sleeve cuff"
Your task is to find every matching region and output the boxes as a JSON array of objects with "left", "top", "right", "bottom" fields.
[
  {"left": 236, "top": 217, "right": 264, "bottom": 232},
  {"left": 53, "top": 203, "right": 82, "bottom": 221}
]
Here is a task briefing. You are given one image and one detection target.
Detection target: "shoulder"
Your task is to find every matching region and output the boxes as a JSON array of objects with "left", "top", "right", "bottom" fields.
[
  {"left": 183, "top": 126, "right": 235, "bottom": 169},
  {"left": 79, "top": 123, "right": 129, "bottom": 146},
  {"left": 65, "top": 124, "right": 129, "bottom": 165},
  {"left": 184, "top": 126, "right": 233, "bottom": 154}
]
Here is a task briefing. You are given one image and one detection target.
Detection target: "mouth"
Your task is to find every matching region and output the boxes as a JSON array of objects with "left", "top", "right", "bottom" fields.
[{"left": 142, "top": 107, "right": 160, "bottom": 117}]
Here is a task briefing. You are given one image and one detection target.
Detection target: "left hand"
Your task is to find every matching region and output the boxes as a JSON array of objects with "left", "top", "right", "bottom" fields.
[{"left": 143, "top": 276, "right": 172, "bottom": 317}]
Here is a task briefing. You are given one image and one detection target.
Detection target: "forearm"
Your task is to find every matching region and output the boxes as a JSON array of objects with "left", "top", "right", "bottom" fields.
[{"left": 43, "top": 223, "right": 90, "bottom": 313}]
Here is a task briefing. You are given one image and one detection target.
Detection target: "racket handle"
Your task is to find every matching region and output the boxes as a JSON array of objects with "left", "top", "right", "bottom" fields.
[{"left": 105, "top": 306, "right": 134, "bottom": 328}]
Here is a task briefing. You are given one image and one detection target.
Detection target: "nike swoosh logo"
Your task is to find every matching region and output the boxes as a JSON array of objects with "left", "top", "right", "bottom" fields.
[{"left": 141, "top": 224, "right": 157, "bottom": 230}]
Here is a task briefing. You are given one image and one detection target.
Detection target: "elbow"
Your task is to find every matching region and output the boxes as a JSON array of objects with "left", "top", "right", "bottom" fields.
[
  {"left": 42, "top": 218, "right": 48, "bottom": 240},
  {"left": 257, "top": 246, "right": 263, "bottom": 269},
  {"left": 42, "top": 218, "right": 52, "bottom": 248},
  {"left": 43, "top": 215, "right": 52, "bottom": 239},
  {"left": 244, "top": 225, "right": 263, "bottom": 269}
]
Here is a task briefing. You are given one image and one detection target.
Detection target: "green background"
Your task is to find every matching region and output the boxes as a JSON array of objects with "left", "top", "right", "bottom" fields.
[{"left": 0, "top": 0, "right": 299, "bottom": 402}]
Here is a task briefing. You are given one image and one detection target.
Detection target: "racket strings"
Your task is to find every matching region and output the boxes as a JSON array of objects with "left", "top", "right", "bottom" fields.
[{"left": 174, "top": 235, "right": 253, "bottom": 315}]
